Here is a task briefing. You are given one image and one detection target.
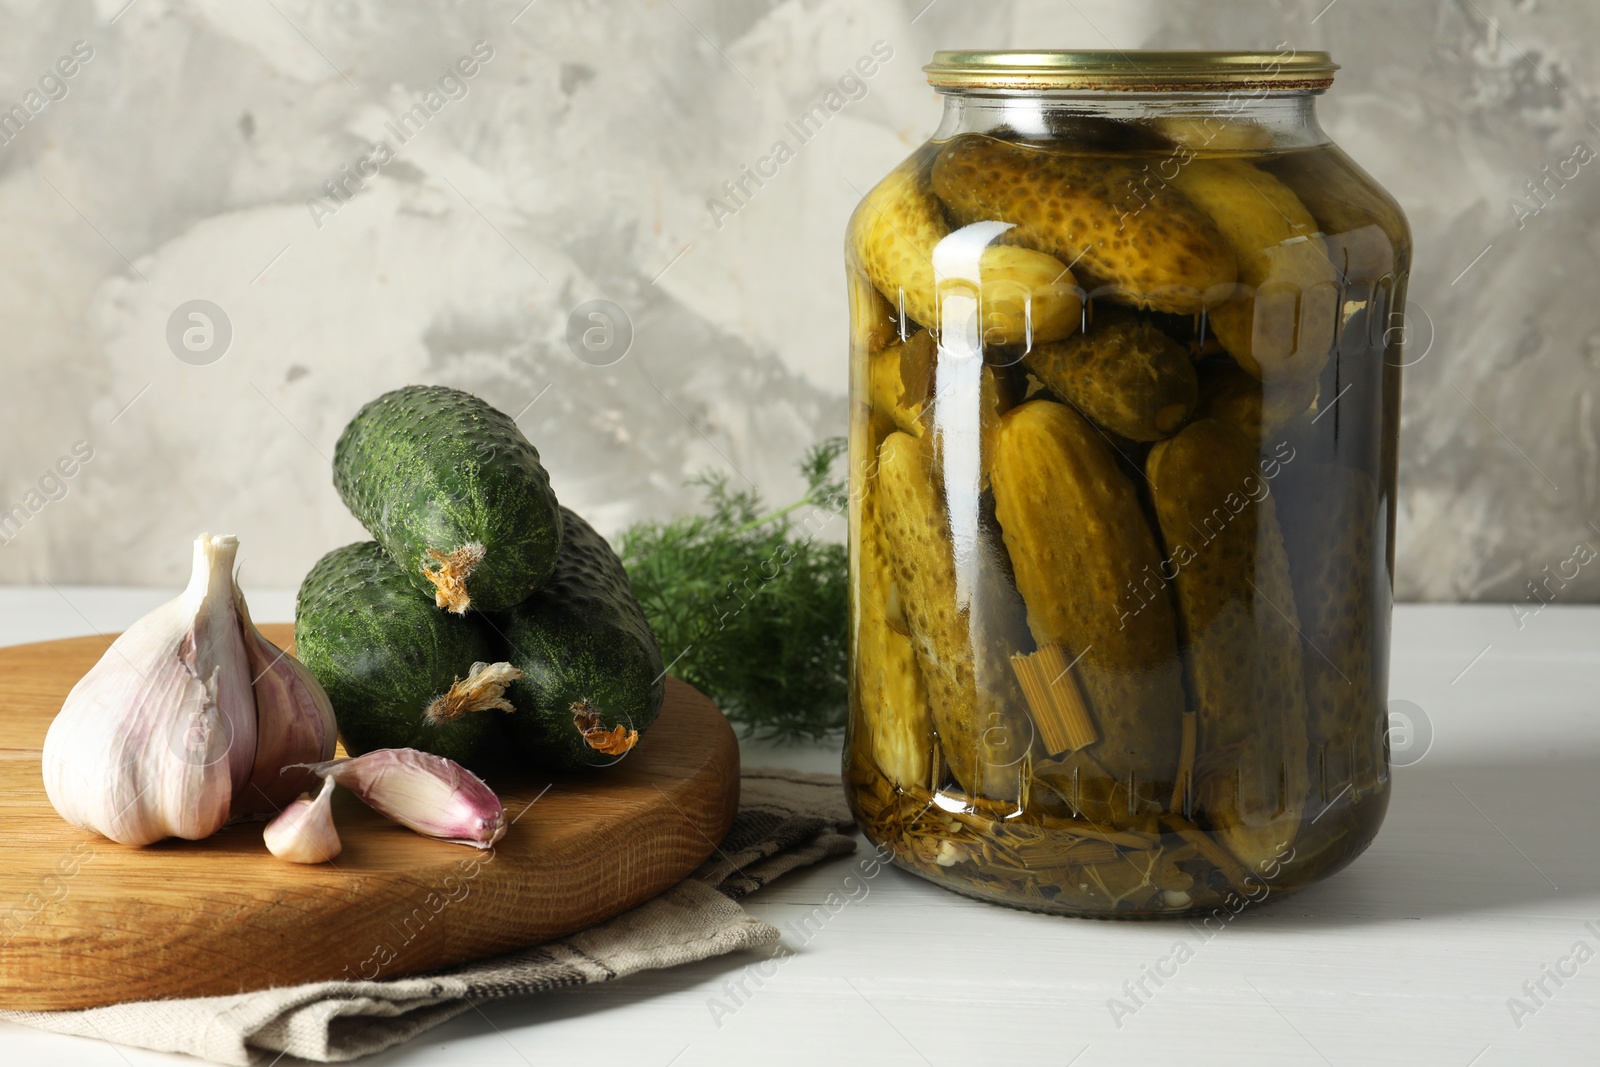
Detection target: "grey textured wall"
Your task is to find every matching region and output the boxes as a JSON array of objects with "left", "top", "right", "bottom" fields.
[{"left": 0, "top": 0, "right": 1595, "bottom": 604}]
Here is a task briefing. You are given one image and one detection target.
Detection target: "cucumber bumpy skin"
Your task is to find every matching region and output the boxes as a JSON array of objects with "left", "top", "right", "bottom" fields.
[
  {"left": 494, "top": 507, "right": 665, "bottom": 772},
  {"left": 1022, "top": 308, "right": 1199, "bottom": 442},
  {"left": 875, "top": 431, "right": 1034, "bottom": 802},
  {"left": 333, "top": 385, "right": 564, "bottom": 614},
  {"left": 989, "top": 400, "right": 1186, "bottom": 825},
  {"left": 295, "top": 541, "right": 509, "bottom": 767},
  {"left": 1146, "top": 419, "right": 1311, "bottom": 872},
  {"left": 1168, "top": 158, "right": 1338, "bottom": 381},
  {"left": 853, "top": 477, "right": 934, "bottom": 791},
  {"left": 849, "top": 154, "right": 1083, "bottom": 345},
  {"left": 930, "top": 133, "right": 1238, "bottom": 315}
]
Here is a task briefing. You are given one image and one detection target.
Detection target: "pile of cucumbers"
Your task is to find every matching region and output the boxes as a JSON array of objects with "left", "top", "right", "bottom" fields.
[{"left": 295, "top": 385, "right": 665, "bottom": 773}]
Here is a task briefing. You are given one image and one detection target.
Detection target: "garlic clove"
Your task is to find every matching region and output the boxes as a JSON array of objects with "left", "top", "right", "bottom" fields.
[
  {"left": 263, "top": 776, "right": 342, "bottom": 863},
  {"left": 182, "top": 534, "right": 260, "bottom": 800},
  {"left": 295, "top": 749, "right": 507, "bottom": 848},
  {"left": 42, "top": 533, "right": 257, "bottom": 846},
  {"left": 232, "top": 586, "right": 338, "bottom": 816}
]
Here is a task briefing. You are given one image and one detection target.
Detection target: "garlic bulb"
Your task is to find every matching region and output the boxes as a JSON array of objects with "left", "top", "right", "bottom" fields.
[
  {"left": 296, "top": 749, "right": 507, "bottom": 848},
  {"left": 42, "top": 533, "right": 337, "bottom": 846},
  {"left": 264, "top": 776, "right": 342, "bottom": 864},
  {"left": 43, "top": 534, "right": 256, "bottom": 845}
]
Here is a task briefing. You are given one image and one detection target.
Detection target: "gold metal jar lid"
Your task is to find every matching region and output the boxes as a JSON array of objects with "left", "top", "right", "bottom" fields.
[{"left": 923, "top": 50, "right": 1339, "bottom": 93}]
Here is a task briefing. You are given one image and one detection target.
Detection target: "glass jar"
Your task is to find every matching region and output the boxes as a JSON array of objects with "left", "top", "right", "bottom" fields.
[{"left": 844, "top": 51, "right": 1409, "bottom": 918}]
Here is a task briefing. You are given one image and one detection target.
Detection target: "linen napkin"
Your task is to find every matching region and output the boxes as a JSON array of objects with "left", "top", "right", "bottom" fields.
[{"left": 0, "top": 769, "right": 857, "bottom": 1065}]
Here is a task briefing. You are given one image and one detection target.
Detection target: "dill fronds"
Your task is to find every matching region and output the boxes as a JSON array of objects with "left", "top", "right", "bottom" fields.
[{"left": 619, "top": 439, "right": 849, "bottom": 742}]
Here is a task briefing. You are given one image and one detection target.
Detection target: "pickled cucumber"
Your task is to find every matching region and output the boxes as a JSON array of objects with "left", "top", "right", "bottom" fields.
[
  {"left": 855, "top": 480, "right": 934, "bottom": 790},
  {"left": 849, "top": 158, "right": 1082, "bottom": 344},
  {"left": 1275, "top": 463, "right": 1385, "bottom": 801},
  {"left": 1146, "top": 419, "right": 1311, "bottom": 870},
  {"left": 1022, "top": 309, "right": 1199, "bottom": 442},
  {"left": 1168, "top": 159, "right": 1337, "bottom": 380},
  {"left": 1152, "top": 115, "right": 1273, "bottom": 152},
  {"left": 1196, "top": 358, "right": 1319, "bottom": 438},
  {"left": 990, "top": 400, "right": 1185, "bottom": 826},
  {"left": 876, "top": 431, "right": 1034, "bottom": 801},
  {"left": 930, "top": 133, "right": 1237, "bottom": 314}
]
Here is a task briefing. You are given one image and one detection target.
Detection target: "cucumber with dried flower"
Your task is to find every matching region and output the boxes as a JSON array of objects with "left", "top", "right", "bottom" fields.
[
  {"left": 495, "top": 507, "right": 665, "bottom": 770},
  {"left": 333, "top": 385, "right": 563, "bottom": 614},
  {"left": 294, "top": 541, "right": 518, "bottom": 767}
]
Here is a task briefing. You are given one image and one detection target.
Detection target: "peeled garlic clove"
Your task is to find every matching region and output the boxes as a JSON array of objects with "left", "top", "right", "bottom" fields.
[
  {"left": 264, "top": 776, "right": 342, "bottom": 864},
  {"left": 232, "top": 587, "right": 338, "bottom": 816},
  {"left": 296, "top": 749, "right": 506, "bottom": 848},
  {"left": 42, "top": 533, "right": 257, "bottom": 846}
]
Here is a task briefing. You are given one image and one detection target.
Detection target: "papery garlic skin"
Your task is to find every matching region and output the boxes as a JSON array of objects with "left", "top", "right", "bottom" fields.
[
  {"left": 297, "top": 749, "right": 507, "bottom": 848},
  {"left": 233, "top": 587, "right": 338, "bottom": 816},
  {"left": 42, "top": 534, "right": 257, "bottom": 846},
  {"left": 264, "top": 776, "right": 342, "bottom": 863}
]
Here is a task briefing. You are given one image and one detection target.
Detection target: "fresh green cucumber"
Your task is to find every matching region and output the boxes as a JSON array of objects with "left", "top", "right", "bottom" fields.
[
  {"left": 295, "top": 541, "right": 518, "bottom": 767},
  {"left": 333, "top": 385, "right": 563, "bottom": 614},
  {"left": 495, "top": 507, "right": 665, "bottom": 770}
]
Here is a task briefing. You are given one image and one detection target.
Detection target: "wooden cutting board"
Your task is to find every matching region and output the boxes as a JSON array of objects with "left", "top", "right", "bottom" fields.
[{"left": 0, "top": 624, "right": 740, "bottom": 1011}]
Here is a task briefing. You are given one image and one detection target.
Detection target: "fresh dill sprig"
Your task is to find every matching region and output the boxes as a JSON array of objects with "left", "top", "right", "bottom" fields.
[{"left": 619, "top": 439, "right": 849, "bottom": 742}]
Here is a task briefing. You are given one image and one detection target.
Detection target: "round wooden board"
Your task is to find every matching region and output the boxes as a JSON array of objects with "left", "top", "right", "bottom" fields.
[{"left": 0, "top": 624, "right": 739, "bottom": 1011}]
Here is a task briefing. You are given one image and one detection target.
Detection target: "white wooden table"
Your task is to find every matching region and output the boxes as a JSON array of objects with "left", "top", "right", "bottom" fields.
[{"left": 2, "top": 592, "right": 1596, "bottom": 1065}]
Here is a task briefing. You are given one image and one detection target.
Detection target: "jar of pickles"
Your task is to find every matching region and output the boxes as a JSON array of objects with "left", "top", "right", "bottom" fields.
[{"left": 844, "top": 51, "right": 1409, "bottom": 917}]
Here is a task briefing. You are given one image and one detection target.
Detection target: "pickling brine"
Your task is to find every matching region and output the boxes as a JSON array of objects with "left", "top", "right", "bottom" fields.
[{"left": 844, "top": 51, "right": 1408, "bottom": 917}]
